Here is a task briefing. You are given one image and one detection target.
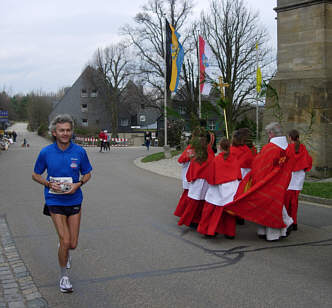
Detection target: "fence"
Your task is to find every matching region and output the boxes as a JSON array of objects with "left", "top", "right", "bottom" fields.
[{"left": 75, "top": 136, "right": 129, "bottom": 147}]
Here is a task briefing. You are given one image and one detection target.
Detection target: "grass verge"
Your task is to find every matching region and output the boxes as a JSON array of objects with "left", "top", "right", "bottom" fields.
[
  {"left": 141, "top": 150, "right": 181, "bottom": 163},
  {"left": 302, "top": 182, "right": 332, "bottom": 199}
]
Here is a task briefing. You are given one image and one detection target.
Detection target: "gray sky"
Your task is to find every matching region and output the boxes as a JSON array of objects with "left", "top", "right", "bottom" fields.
[{"left": 0, "top": 0, "right": 277, "bottom": 95}]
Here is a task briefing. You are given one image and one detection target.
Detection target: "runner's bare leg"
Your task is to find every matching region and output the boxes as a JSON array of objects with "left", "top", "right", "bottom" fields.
[{"left": 68, "top": 211, "right": 82, "bottom": 249}]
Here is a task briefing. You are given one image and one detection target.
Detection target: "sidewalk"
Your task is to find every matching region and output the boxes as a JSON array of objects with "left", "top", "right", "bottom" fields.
[
  {"left": 0, "top": 123, "right": 48, "bottom": 307},
  {"left": 134, "top": 155, "right": 182, "bottom": 181},
  {"left": 0, "top": 216, "right": 47, "bottom": 308}
]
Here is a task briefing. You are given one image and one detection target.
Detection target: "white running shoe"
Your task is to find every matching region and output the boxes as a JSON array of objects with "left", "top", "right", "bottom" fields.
[{"left": 59, "top": 276, "right": 73, "bottom": 293}]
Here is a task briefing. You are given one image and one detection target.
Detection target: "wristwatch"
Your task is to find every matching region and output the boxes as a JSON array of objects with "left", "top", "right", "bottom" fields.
[{"left": 80, "top": 180, "right": 84, "bottom": 186}]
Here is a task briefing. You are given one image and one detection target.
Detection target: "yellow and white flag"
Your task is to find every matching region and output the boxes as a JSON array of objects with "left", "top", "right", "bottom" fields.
[{"left": 256, "top": 42, "right": 262, "bottom": 94}]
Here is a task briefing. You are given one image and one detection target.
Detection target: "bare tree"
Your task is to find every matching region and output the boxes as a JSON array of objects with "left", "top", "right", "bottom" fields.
[
  {"left": 121, "top": 0, "right": 194, "bottom": 104},
  {"left": 26, "top": 93, "right": 52, "bottom": 132},
  {"left": 200, "top": 0, "right": 273, "bottom": 131},
  {"left": 0, "top": 91, "right": 12, "bottom": 114},
  {"left": 89, "top": 42, "right": 132, "bottom": 137}
]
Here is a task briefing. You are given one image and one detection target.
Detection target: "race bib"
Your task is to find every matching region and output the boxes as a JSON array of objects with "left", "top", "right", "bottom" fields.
[{"left": 49, "top": 177, "right": 73, "bottom": 194}]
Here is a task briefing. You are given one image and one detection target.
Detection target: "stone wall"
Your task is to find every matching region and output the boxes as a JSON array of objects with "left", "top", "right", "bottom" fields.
[{"left": 264, "top": 0, "right": 332, "bottom": 177}]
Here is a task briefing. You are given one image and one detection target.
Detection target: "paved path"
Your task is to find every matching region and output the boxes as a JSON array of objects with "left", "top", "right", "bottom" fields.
[
  {"left": 0, "top": 123, "right": 332, "bottom": 307},
  {"left": 0, "top": 123, "right": 47, "bottom": 308}
]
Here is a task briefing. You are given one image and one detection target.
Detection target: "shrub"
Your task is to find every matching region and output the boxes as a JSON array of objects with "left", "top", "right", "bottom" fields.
[{"left": 37, "top": 122, "right": 49, "bottom": 136}]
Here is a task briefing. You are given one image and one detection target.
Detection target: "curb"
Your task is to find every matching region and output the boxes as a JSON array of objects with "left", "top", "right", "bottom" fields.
[
  {"left": 299, "top": 194, "right": 332, "bottom": 207},
  {"left": 134, "top": 157, "right": 182, "bottom": 180},
  {"left": 0, "top": 215, "right": 48, "bottom": 308}
]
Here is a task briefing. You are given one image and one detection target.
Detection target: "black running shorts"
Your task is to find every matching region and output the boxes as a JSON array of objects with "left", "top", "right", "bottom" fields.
[{"left": 43, "top": 204, "right": 81, "bottom": 217}]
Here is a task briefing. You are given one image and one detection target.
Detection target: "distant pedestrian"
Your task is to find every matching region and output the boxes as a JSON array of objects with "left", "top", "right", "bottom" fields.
[
  {"left": 145, "top": 131, "right": 151, "bottom": 150},
  {"left": 106, "top": 132, "right": 111, "bottom": 151},
  {"left": 12, "top": 131, "right": 17, "bottom": 142},
  {"left": 145, "top": 136, "right": 150, "bottom": 150},
  {"left": 98, "top": 130, "right": 107, "bottom": 152},
  {"left": 32, "top": 114, "right": 92, "bottom": 293}
]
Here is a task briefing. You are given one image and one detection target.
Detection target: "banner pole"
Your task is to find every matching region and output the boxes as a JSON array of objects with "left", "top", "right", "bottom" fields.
[
  {"left": 164, "top": 18, "right": 168, "bottom": 146},
  {"left": 198, "top": 33, "right": 201, "bottom": 119}
]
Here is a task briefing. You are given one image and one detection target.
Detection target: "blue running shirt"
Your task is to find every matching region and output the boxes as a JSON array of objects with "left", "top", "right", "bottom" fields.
[{"left": 34, "top": 142, "right": 93, "bottom": 206}]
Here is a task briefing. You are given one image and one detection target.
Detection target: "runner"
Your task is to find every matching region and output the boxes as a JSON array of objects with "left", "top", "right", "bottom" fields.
[{"left": 32, "top": 114, "right": 92, "bottom": 293}]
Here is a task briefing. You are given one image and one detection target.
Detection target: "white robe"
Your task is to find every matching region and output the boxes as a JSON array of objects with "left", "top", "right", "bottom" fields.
[
  {"left": 205, "top": 180, "right": 240, "bottom": 207},
  {"left": 188, "top": 179, "right": 209, "bottom": 201},
  {"left": 241, "top": 168, "right": 251, "bottom": 179},
  {"left": 288, "top": 170, "right": 305, "bottom": 191},
  {"left": 180, "top": 162, "right": 190, "bottom": 190}
]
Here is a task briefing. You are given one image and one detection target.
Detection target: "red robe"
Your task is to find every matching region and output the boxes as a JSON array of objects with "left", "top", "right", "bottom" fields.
[
  {"left": 177, "top": 148, "right": 214, "bottom": 226},
  {"left": 287, "top": 143, "right": 312, "bottom": 172},
  {"left": 211, "top": 152, "right": 242, "bottom": 185},
  {"left": 174, "top": 146, "right": 192, "bottom": 217},
  {"left": 222, "top": 142, "right": 294, "bottom": 229},
  {"left": 284, "top": 143, "right": 312, "bottom": 224},
  {"left": 186, "top": 148, "right": 214, "bottom": 183},
  {"left": 178, "top": 145, "right": 192, "bottom": 164},
  {"left": 198, "top": 152, "right": 241, "bottom": 236},
  {"left": 230, "top": 145, "right": 255, "bottom": 169}
]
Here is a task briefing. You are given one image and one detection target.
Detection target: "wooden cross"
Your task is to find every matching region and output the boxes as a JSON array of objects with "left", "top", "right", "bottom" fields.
[
  {"left": 218, "top": 76, "right": 230, "bottom": 139},
  {"left": 218, "top": 76, "right": 229, "bottom": 99}
]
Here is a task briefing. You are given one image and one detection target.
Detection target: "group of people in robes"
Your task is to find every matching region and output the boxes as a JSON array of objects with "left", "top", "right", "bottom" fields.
[{"left": 174, "top": 122, "right": 312, "bottom": 241}]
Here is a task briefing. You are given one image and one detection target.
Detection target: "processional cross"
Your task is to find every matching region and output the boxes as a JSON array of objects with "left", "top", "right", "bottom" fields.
[{"left": 218, "top": 76, "right": 230, "bottom": 139}]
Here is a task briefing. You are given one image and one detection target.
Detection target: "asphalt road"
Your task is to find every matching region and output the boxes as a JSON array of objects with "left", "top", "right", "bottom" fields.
[{"left": 0, "top": 124, "right": 332, "bottom": 308}]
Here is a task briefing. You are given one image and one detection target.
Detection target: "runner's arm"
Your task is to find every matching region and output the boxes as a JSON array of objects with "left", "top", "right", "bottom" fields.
[
  {"left": 80, "top": 172, "right": 91, "bottom": 186},
  {"left": 32, "top": 172, "right": 62, "bottom": 192},
  {"left": 32, "top": 172, "right": 49, "bottom": 187}
]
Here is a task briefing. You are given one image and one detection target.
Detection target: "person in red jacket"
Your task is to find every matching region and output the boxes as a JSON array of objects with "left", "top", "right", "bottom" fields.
[
  {"left": 177, "top": 127, "right": 215, "bottom": 227},
  {"left": 285, "top": 129, "right": 312, "bottom": 230},
  {"left": 98, "top": 130, "right": 107, "bottom": 152},
  {"left": 197, "top": 138, "right": 242, "bottom": 238}
]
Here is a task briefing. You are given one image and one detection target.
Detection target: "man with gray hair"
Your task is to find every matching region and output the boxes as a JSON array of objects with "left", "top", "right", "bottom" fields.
[
  {"left": 250, "top": 122, "right": 294, "bottom": 241},
  {"left": 32, "top": 114, "right": 92, "bottom": 292}
]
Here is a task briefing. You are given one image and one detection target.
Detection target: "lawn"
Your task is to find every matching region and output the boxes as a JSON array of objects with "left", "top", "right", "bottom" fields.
[
  {"left": 141, "top": 154, "right": 332, "bottom": 200},
  {"left": 141, "top": 150, "right": 181, "bottom": 163},
  {"left": 302, "top": 182, "right": 332, "bottom": 199}
]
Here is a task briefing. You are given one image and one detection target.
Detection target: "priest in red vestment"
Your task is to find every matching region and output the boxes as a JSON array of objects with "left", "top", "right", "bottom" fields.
[{"left": 223, "top": 122, "right": 295, "bottom": 241}]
